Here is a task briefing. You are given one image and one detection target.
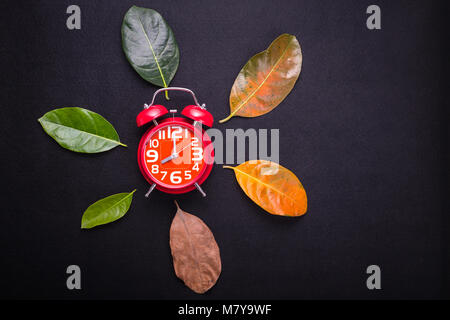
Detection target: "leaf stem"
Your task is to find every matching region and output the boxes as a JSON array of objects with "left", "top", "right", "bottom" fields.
[
  {"left": 222, "top": 165, "right": 235, "bottom": 170},
  {"left": 174, "top": 200, "right": 180, "bottom": 209},
  {"left": 218, "top": 114, "right": 233, "bottom": 123},
  {"left": 165, "top": 90, "right": 170, "bottom": 100}
]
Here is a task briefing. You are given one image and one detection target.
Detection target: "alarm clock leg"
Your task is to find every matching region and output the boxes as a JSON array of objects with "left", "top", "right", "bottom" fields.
[
  {"left": 145, "top": 183, "right": 157, "bottom": 198},
  {"left": 194, "top": 183, "right": 206, "bottom": 197}
]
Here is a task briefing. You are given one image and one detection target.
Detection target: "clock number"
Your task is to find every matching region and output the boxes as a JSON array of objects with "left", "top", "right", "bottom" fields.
[
  {"left": 151, "top": 164, "right": 159, "bottom": 174},
  {"left": 184, "top": 171, "right": 192, "bottom": 180},
  {"left": 192, "top": 147, "right": 203, "bottom": 161},
  {"left": 158, "top": 130, "right": 165, "bottom": 140},
  {"left": 171, "top": 126, "right": 182, "bottom": 139},
  {"left": 191, "top": 136, "right": 199, "bottom": 147},
  {"left": 192, "top": 163, "right": 200, "bottom": 171},
  {"left": 170, "top": 171, "right": 182, "bottom": 184},
  {"left": 161, "top": 171, "right": 167, "bottom": 180},
  {"left": 146, "top": 150, "right": 158, "bottom": 163},
  {"left": 150, "top": 139, "right": 159, "bottom": 148}
]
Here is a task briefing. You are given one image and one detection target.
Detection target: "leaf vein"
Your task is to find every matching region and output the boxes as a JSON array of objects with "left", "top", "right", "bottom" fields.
[
  {"left": 39, "top": 119, "right": 126, "bottom": 147},
  {"left": 137, "top": 16, "right": 168, "bottom": 88},
  {"left": 230, "top": 36, "right": 294, "bottom": 118}
]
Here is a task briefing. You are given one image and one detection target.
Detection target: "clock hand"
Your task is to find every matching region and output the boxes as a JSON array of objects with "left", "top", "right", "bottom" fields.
[
  {"left": 161, "top": 153, "right": 177, "bottom": 164},
  {"left": 161, "top": 136, "right": 179, "bottom": 164},
  {"left": 176, "top": 140, "right": 194, "bottom": 154},
  {"left": 160, "top": 140, "right": 195, "bottom": 164},
  {"left": 172, "top": 136, "right": 177, "bottom": 154}
]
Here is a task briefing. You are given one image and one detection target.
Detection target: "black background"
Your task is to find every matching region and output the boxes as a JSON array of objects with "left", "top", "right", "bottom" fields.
[{"left": 0, "top": 0, "right": 447, "bottom": 300}]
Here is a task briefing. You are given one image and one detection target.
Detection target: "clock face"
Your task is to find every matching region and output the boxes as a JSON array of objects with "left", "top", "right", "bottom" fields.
[{"left": 143, "top": 123, "right": 206, "bottom": 188}]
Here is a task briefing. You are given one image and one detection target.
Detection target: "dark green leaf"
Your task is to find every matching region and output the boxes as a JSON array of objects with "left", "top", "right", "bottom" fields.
[
  {"left": 121, "top": 6, "right": 179, "bottom": 97},
  {"left": 81, "top": 190, "right": 136, "bottom": 229},
  {"left": 38, "top": 107, "right": 126, "bottom": 153}
]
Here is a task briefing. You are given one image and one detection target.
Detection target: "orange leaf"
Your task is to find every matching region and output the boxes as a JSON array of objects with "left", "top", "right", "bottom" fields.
[
  {"left": 220, "top": 34, "right": 302, "bottom": 123},
  {"left": 224, "top": 160, "right": 307, "bottom": 217}
]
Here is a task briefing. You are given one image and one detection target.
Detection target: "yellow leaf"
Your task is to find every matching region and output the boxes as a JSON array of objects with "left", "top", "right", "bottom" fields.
[
  {"left": 219, "top": 34, "right": 302, "bottom": 123},
  {"left": 224, "top": 160, "right": 307, "bottom": 217}
]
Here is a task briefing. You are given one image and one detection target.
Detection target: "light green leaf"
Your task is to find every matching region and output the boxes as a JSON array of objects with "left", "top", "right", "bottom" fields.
[
  {"left": 121, "top": 6, "right": 179, "bottom": 99},
  {"left": 38, "top": 107, "right": 126, "bottom": 153},
  {"left": 81, "top": 190, "right": 136, "bottom": 229}
]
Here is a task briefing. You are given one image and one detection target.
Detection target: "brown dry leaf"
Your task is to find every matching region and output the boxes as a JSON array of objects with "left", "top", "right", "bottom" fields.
[
  {"left": 219, "top": 34, "right": 302, "bottom": 123},
  {"left": 224, "top": 160, "right": 307, "bottom": 217},
  {"left": 169, "top": 201, "right": 221, "bottom": 294}
]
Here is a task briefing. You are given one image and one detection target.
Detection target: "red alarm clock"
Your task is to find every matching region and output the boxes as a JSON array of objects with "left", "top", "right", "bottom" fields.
[{"left": 137, "top": 87, "right": 214, "bottom": 198}]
